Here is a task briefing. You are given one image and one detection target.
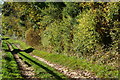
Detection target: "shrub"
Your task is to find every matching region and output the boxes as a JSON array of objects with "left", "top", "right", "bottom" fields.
[{"left": 25, "top": 28, "right": 41, "bottom": 47}]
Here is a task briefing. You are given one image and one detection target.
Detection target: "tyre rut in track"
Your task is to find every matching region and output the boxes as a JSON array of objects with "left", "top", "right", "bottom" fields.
[{"left": 7, "top": 43, "right": 39, "bottom": 80}]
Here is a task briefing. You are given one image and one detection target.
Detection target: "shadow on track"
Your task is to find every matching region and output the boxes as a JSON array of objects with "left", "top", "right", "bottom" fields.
[
  {"left": 2, "top": 38, "right": 10, "bottom": 40},
  {"left": 4, "top": 47, "right": 34, "bottom": 54}
]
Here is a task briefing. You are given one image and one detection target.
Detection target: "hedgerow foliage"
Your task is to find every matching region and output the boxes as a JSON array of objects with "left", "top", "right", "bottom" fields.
[{"left": 2, "top": 2, "right": 119, "bottom": 65}]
